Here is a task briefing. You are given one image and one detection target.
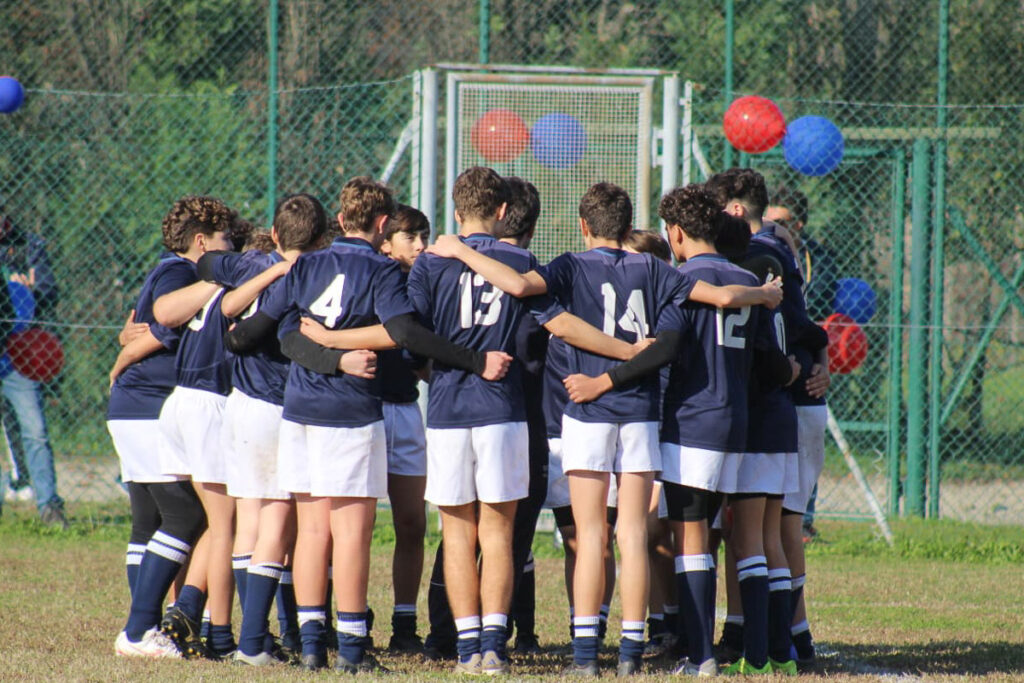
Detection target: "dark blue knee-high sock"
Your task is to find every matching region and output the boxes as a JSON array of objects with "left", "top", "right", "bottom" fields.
[
  {"left": 736, "top": 555, "right": 769, "bottom": 669},
  {"left": 232, "top": 553, "right": 251, "bottom": 613},
  {"left": 239, "top": 562, "right": 283, "bottom": 656},
  {"left": 767, "top": 568, "right": 793, "bottom": 662},
  {"left": 124, "top": 531, "right": 192, "bottom": 641},
  {"left": 677, "top": 553, "right": 715, "bottom": 664},
  {"left": 276, "top": 567, "right": 300, "bottom": 649},
  {"left": 175, "top": 584, "right": 206, "bottom": 623},
  {"left": 336, "top": 611, "right": 368, "bottom": 664},
  {"left": 297, "top": 605, "right": 327, "bottom": 657},
  {"left": 125, "top": 543, "right": 146, "bottom": 598}
]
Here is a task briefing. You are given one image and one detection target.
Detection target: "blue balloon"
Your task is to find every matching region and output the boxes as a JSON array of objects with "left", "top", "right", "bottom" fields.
[
  {"left": 833, "top": 277, "right": 876, "bottom": 324},
  {"left": 7, "top": 280, "right": 36, "bottom": 333},
  {"left": 0, "top": 76, "right": 25, "bottom": 114},
  {"left": 783, "top": 115, "right": 844, "bottom": 176},
  {"left": 530, "top": 113, "right": 587, "bottom": 170}
]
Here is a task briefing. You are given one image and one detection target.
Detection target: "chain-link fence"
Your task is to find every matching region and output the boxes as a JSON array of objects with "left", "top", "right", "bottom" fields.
[{"left": 1, "top": 0, "right": 1022, "bottom": 525}]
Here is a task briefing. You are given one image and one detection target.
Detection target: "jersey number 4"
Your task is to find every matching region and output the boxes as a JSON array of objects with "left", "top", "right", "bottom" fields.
[
  {"left": 310, "top": 275, "right": 346, "bottom": 328},
  {"left": 459, "top": 272, "right": 503, "bottom": 328},
  {"left": 600, "top": 284, "right": 649, "bottom": 340}
]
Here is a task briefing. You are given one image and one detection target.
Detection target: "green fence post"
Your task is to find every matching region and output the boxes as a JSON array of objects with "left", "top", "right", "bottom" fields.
[
  {"left": 907, "top": 138, "right": 931, "bottom": 517},
  {"left": 723, "top": 0, "right": 734, "bottom": 169},
  {"left": 266, "top": 0, "right": 279, "bottom": 226},
  {"left": 928, "top": 139, "right": 946, "bottom": 519},
  {"left": 887, "top": 149, "right": 907, "bottom": 517},
  {"left": 479, "top": 0, "right": 490, "bottom": 65}
]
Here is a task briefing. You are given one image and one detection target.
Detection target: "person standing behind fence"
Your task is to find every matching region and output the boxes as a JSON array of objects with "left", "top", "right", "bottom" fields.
[{"left": 0, "top": 193, "right": 66, "bottom": 528}]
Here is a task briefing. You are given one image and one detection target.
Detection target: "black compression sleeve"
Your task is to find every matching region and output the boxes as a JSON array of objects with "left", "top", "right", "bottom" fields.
[
  {"left": 606, "top": 329, "right": 681, "bottom": 388},
  {"left": 383, "top": 313, "right": 486, "bottom": 376},
  {"left": 280, "top": 330, "right": 344, "bottom": 375},
  {"left": 753, "top": 347, "right": 794, "bottom": 388},
  {"left": 796, "top": 322, "right": 828, "bottom": 353},
  {"left": 223, "top": 310, "right": 277, "bottom": 354},
  {"left": 196, "top": 251, "right": 230, "bottom": 282}
]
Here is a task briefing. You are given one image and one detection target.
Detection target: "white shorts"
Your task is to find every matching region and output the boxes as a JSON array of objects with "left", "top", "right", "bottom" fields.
[
  {"left": 158, "top": 386, "right": 227, "bottom": 484},
  {"left": 424, "top": 422, "right": 528, "bottom": 506},
  {"left": 546, "top": 437, "right": 618, "bottom": 510},
  {"left": 659, "top": 443, "right": 727, "bottom": 491},
  {"left": 278, "top": 419, "right": 387, "bottom": 498},
  {"left": 784, "top": 405, "right": 828, "bottom": 513},
  {"left": 560, "top": 416, "right": 660, "bottom": 474},
  {"left": 108, "top": 419, "right": 182, "bottom": 484},
  {"left": 383, "top": 402, "right": 427, "bottom": 477},
  {"left": 718, "top": 452, "right": 798, "bottom": 495},
  {"left": 223, "top": 390, "right": 290, "bottom": 500}
]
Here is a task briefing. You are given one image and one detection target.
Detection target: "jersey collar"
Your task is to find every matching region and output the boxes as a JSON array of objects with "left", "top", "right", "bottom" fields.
[
  {"left": 463, "top": 232, "right": 496, "bottom": 243},
  {"left": 334, "top": 236, "right": 376, "bottom": 251},
  {"left": 687, "top": 252, "right": 728, "bottom": 263}
]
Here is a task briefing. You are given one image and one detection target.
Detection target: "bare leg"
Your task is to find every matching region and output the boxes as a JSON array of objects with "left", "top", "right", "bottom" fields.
[
  {"left": 389, "top": 474, "right": 427, "bottom": 607},
  {"left": 195, "top": 482, "right": 236, "bottom": 626},
  {"left": 440, "top": 503, "right": 480, "bottom": 620},
  {"left": 293, "top": 495, "right": 330, "bottom": 607},
  {"left": 478, "top": 500, "right": 517, "bottom": 616},
  {"left": 615, "top": 471, "right": 654, "bottom": 624},
  {"left": 328, "top": 497, "right": 376, "bottom": 612},
  {"left": 568, "top": 471, "right": 611, "bottom": 619}
]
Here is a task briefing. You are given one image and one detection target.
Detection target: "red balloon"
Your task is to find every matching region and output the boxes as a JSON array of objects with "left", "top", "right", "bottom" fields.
[
  {"left": 723, "top": 96, "right": 786, "bottom": 154},
  {"left": 7, "top": 328, "right": 65, "bottom": 382},
  {"left": 470, "top": 109, "right": 529, "bottom": 163},
  {"left": 822, "top": 313, "right": 868, "bottom": 374}
]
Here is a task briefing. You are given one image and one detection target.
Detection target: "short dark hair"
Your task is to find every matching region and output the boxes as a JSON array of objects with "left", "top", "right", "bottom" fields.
[
  {"left": 340, "top": 176, "right": 395, "bottom": 234},
  {"left": 623, "top": 229, "right": 671, "bottom": 263},
  {"left": 383, "top": 204, "right": 430, "bottom": 242},
  {"left": 228, "top": 214, "right": 256, "bottom": 252},
  {"left": 453, "top": 166, "right": 509, "bottom": 222},
  {"left": 769, "top": 185, "right": 809, "bottom": 225},
  {"left": 579, "top": 182, "right": 632, "bottom": 241},
  {"left": 658, "top": 184, "right": 720, "bottom": 243},
  {"left": 715, "top": 212, "right": 753, "bottom": 260},
  {"left": 495, "top": 177, "right": 540, "bottom": 240},
  {"left": 706, "top": 168, "right": 768, "bottom": 219},
  {"left": 243, "top": 230, "right": 276, "bottom": 253},
  {"left": 161, "top": 195, "right": 236, "bottom": 253},
  {"left": 274, "top": 193, "right": 328, "bottom": 251}
]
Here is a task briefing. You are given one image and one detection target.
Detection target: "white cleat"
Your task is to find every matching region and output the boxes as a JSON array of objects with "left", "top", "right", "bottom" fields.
[{"left": 115, "top": 628, "right": 182, "bottom": 658}]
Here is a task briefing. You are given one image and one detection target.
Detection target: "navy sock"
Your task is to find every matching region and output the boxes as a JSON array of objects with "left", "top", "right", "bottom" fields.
[
  {"left": 620, "top": 620, "right": 645, "bottom": 662},
  {"left": 790, "top": 574, "right": 805, "bottom": 616},
  {"left": 200, "top": 611, "right": 211, "bottom": 641},
  {"left": 336, "top": 611, "right": 368, "bottom": 664},
  {"left": 175, "top": 584, "right": 206, "bottom": 624},
  {"left": 125, "top": 543, "right": 145, "bottom": 598},
  {"left": 297, "top": 605, "right": 327, "bottom": 657},
  {"left": 124, "top": 531, "right": 191, "bottom": 641},
  {"left": 232, "top": 553, "right": 251, "bottom": 612},
  {"left": 736, "top": 555, "right": 769, "bottom": 668},
  {"left": 677, "top": 554, "right": 714, "bottom": 664},
  {"left": 572, "top": 615, "right": 600, "bottom": 665},
  {"left": 791, "top": 619, "right": 814, "bottom": 659},
  {"left": 276, "top": 568, "right": 300, "bottom": 649},
  {"left": 481, "top": 614, "right": 508, "bottom": 657},
  {"left": 209, "top": 623, "right": 235, "bottom": 656},
  {"left": 768, "top": 568, "right": 793, "bottom": 662},
  {"left": 455, "top": 616, "right": 481, "bottom": 663},
  {"left": 392, "top": 604, "right": 417, "bottom": 637},
  {"left": 663, "top": 604, "right": 678, "bottom": 641},
  {"left": 238, "top": 562, "right": 282, "bottom": 656}
]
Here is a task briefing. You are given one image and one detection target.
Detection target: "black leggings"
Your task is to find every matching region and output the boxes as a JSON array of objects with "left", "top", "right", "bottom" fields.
[{"left": 130, "top": 480, "right": 206, "bottom": 546}]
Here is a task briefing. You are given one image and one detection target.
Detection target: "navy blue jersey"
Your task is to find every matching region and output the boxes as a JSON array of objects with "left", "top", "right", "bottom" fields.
[
  {"left": 379, "top": 271, "right": 425, "bottom": 404},
  {"left": 538, "top": 248, "right": 696, "bottom": 423},
  {"left": 659, "top": 254, "right": 776, "bottom": 452},
  {"left": 407, "top": 233, "right": 559, "bottom": 428},
  {"left": 108, "top": 254, "right": 193, "bottom": 420},
  {"left": 513, "top": 311, "right": 550, "bottom": 456},
  {"left": 749, "top": 225, "right": 819, "bottom": 359},
  {"left": 260, "top": 237, "right": 415, "bottom": 427},
  {"left": 174, "top": 286, "right": 232, "bottom": 395},
  {"left": 543, "top": 335, "right": 571, "bottom": 438},
  {"left": 745, "top": 307, "right": 798, "bottom": 453},
  {"left": 211, "top": 250, "right": 291, "bottom": 406}
]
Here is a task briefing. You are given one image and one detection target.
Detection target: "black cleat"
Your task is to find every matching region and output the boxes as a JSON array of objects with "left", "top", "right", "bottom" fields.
[
  {"left": 562, "top": 660, "right": 600, "bottom": 677},
  {"left": 616, "top": 657, "right": 642, "bottom": 677},
  {"left": 388, "top": 632, "right": 424, "bottom": 654},
  {"left": 299, "top": 651, "right": 327, "bottom": 670},
  {"left": 512, "top": 634, "right": 542, "bottom": 655},
  {"left": 160, "top": 605, "right": 211, "bottom": 659},
  {"left": 335, "top": 652, "right": 390, "bottom": 674}
]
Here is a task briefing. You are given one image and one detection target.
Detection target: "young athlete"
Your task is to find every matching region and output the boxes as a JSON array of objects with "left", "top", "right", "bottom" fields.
[
  {"left": 111, "top": 196, "right": 236, "bottom": 658},
  {"left": 428, "top": 181, "right": 782, "bottom": 676},
  {"left": 225, "top": 176, "right": 513, "bottom": 673}
]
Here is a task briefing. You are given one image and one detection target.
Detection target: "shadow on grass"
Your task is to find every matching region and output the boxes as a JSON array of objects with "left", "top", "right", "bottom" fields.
[{"left": 822, "top": 640, "right": 1024, "bottom": 676}]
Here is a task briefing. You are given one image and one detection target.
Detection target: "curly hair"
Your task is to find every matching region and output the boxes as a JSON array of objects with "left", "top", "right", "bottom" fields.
[
  {"left": 243, "top": 230, "right": 276, "bottom": 253},
  {"left": 658, "top": 184, "right": 720, "bottom": 243},
  {"left": 383, "top": 204, "right": 430, "bottom": 242},
  {"left": 705, "top": 168, "right": 769, "bottom": 219},
  {"left": 452, "top": 166, "right": 509, "bottom": 223},
  {"left": 161, "top": 195, "right": 237, "bottom": 253},
  {"left": 623, "top": 229, "right": 671, "bottom": 263},
  {"left": 340, "top": 176, "right": 395, "bottom": 235},
  {"left": 579, "top": 182, "right": 632, "bottom": 241}
]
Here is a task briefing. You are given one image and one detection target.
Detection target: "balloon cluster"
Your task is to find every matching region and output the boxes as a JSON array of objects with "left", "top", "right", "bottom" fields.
[
  {"left": 723, "top": 96, "right": 844, "bottom": 176},
  {"left": 821, "top": 277, "right": 877, "bottom": 374},
  {"left": 470, "top": 109, "right": 587, "bottom": 170}
]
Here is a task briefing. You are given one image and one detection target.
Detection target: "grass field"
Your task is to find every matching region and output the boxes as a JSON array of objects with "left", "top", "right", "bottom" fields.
[{"left": 3, "top": 503, "right": 1024, "bottom": 681}]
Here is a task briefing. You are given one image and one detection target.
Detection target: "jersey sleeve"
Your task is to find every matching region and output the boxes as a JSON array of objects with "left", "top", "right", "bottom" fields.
[
  {"left": 149, "top": 321, "right": 180, "bottom": 351},
  {"left": 372, "top": 259, "right": 417, "bottom": 324},
  {"left": 151, "top": 262, "right": 198, "bottom": 299},
  {"left": 258, "top": 261, "right": 295, "bottom": 322},
  {"left": 658, "top": 260, "right": 697, "bottom": 307},
  {"left": 209, "top": 251, "right": 248, "bottom": 288},
  {"left": 406, "top": 256, "right": 433, "bottom": 324},
  {"left": 655, "top": 300, "right": 687, "bottom": 334},
  {"left": 535, "top": 252, "right": 576, "bottom": 301}
]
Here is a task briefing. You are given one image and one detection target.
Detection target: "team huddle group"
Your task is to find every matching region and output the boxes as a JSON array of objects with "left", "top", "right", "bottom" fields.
[{"left": 107, "top": 164, "right": 829, "bottom": 677}]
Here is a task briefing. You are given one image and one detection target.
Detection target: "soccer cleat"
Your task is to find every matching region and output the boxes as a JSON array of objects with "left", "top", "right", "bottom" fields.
[
  {"left": 234, "top": 650, "right": 280, "bottom": 666},
  {"left": 721, "top": 657, "right": 772, "bottom": 676},
  {"left": 714, "top": 636, "right": 743, "bottom": 666},
  {"left": 453, "top": 652, "right": 483, "bottom": 675},
  {"left": 335, "top": 652, "right": 389, "bottom": 674},
  {"left": 769, "top": 657, "right": 798, "bottom": 676},
  {"left": 481, "top": 650, "right": 509, "bottom": 675},
  {"left": 388, "top": 631, "right": 425, "bottom": 654},
  {"left": 160, "top": 604, "right": 209, "bottom": 659},
  {"left": 423, "top": 636, "right": 458, "bottom": 661},
  {"left": 561, "top": 660, "right": 600, "bottom": 677},
  {"left": 115, "top": 628, "right": 182, "bottom": 658},
  {"left": 672, "top": 657, "right": 719, "bottom": 677},
  {"left": 299, "top": 651, "right": 327, "bottom": 670},
  {"left": 511, "top": 634, "right": 542, "bottom": 655},
  {"left": 616, "top": 656, "right": 642, "bottom": 677}
]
